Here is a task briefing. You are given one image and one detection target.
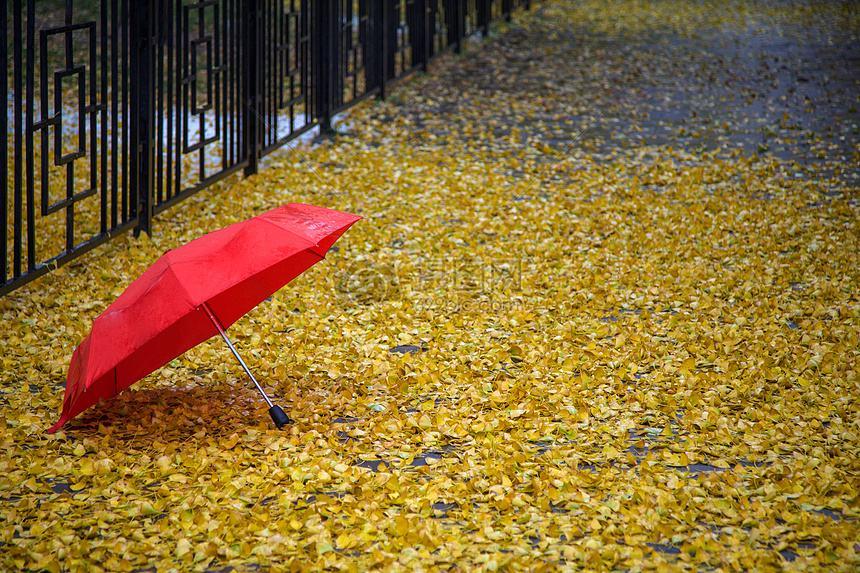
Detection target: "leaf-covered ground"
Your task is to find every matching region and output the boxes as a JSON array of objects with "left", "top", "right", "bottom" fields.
[{"left": 2, "top": 1, "right": 859, "bottom": 571}]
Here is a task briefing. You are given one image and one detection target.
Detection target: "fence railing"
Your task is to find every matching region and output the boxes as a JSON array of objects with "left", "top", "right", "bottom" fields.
[{"left": 2, "top": 0, "right": 531, "bottom": 296}]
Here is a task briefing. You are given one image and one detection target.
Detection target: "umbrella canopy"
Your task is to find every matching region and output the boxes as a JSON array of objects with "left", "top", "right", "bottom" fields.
[{"left": 48, "top": 203, "right": 360, "bottom": 433}]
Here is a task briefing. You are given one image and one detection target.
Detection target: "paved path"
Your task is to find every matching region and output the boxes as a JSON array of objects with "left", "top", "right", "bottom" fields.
[{"left": 386, "top": 0, "right": 859, "bottom": 184}]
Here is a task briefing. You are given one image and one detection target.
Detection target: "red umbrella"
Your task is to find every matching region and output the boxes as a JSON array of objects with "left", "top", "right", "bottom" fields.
[{"left": 48, "top": 203, "right": 361, "bottom": 433}]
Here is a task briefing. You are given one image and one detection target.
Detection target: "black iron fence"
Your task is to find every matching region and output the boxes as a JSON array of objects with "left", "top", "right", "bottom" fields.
[{"left": 2, "top": 0, "right": 531, "bottom": 296}]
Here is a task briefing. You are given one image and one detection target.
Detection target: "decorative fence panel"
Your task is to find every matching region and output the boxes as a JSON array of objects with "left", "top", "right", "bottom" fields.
[{"left": 2, "top": 0, "right": 531, "bottom": 295}]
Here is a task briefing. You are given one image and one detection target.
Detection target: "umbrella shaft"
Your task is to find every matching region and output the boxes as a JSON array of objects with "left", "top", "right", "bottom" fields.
[{"left": 202, "top": 303, "right": 274, "bottom": 409}]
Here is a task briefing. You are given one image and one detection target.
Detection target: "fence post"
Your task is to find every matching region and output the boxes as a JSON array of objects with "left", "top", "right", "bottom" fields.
[
  {"left": 479, "top": 0, "right": 490, "bottom": 36},
  {"left": 424, "top": 0, "right": 432, "bottom": 71},
  {"left": 314, "top": 0, "right": 334, "bottom": 132},
  {"left": 414, "top": 0, "right": 429, "bottom": 71},
  {"left": 455, "top": 0, "right": 464, "bottom": 54},
  {"left": 428, "top": 0, "right": 437, "bottom": 60},
  {"left": 130, "top": 0, "right": 154, "bottom": 236},
  {"left": 244, "top": 0, "right": 261, "bottom": 175},
  {"left": 377, "top": 0, "right": 388, "bottom": 99}
]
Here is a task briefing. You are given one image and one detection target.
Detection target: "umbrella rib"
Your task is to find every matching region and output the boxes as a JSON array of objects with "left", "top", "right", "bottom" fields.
[
  {"left": 163, "top": 253, "right": 198, "bottom": 306},
  {"left": 201, "top": 302, "right": 274, "bottom": 409},
  {"left": 257, "top": 217, "right": 328, "bottom": 260}
]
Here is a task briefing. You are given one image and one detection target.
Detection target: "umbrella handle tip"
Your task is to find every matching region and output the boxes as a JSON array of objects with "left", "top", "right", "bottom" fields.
[{"left": 268, "top": 405, "right": 293, "bottom": 429}]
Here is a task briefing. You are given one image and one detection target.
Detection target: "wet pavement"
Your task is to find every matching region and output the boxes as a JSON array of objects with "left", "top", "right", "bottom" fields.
[{"left": 387, "top": 0, "right": 859, "bottom": 184}]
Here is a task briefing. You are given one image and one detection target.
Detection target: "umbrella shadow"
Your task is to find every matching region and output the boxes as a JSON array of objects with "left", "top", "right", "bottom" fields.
[{"left": 62, "top": 384, "right": 269, "bottom": 441}]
